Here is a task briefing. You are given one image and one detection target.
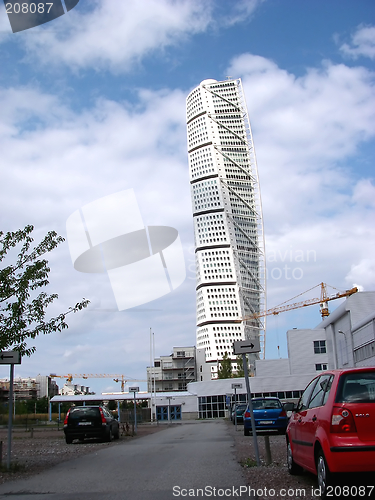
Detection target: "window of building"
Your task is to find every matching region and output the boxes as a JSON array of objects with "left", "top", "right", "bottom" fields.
[
  {"left": 314, "top": 340, "right": 326, "bottom": 354},
  {"left": 315, "top": 363, "right": 328, "bottom": 371},
  {"left": 354, "top": 341, "right": 375, "bottom": 363}
]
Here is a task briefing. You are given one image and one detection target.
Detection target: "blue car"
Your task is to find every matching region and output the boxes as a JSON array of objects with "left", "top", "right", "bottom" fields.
[
  {"left": 243, "top": 397, "right": 288, "bottom": 436},
  {"left": 231, "top": 403, "right": 247, "bottom": 424}
]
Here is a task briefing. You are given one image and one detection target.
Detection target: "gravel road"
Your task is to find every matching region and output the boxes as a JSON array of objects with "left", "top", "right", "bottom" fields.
[{"left": 0, "top": 424, "right": 165, "bottom": 484}]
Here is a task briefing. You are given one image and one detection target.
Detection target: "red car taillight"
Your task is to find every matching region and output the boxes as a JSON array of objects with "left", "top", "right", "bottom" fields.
[
  {"left": 279, "top": 409, "right": 287, "bottom": 418},
  {"left": 99, "top": 407, "right": 106, "bottom": 424},
  {"left": 244, "top": 411, "right": 251, "bottom": 418},
  {"left": 331, "top": 406, "right": 357, "bottom": 433},
  {"left": 64, "top": 409, "right": 70, "bottom": 425}
]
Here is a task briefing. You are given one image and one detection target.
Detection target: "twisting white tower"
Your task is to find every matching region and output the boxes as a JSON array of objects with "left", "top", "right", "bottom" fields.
[{"left": 186, "top": 78, "right": 266, "bottom": 377}]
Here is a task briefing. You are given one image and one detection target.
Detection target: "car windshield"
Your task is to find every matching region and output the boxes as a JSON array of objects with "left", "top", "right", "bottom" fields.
[
  {"left": 336, "top": 372, "right": 375, "bottom": 403},
  {"left": 235, "top": 404, "right": 247, "bottom": 410},
  {"left": 252, "top": 399, "right": 281, "bottom": 410}
]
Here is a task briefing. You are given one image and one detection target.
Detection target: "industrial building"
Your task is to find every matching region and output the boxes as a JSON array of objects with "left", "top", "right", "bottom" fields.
[{"left": 186, "top": 78, "right": 266, "bottom": 378}]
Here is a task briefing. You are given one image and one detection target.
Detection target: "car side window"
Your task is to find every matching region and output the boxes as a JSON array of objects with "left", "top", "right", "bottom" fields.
[
  {"left": 322, "top": 375, "right": 333, "bottom": 405},
  {"left": 297, "top": 378, "right": 317, "bottom": 411},
  {"left": 308, "top": 374, "right": 332, "bottom": 409}
]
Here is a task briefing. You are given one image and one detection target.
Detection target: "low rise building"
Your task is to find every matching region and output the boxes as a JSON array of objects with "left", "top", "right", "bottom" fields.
[{"left": 147, "top": 346, "right": 196, "bottom": 392}]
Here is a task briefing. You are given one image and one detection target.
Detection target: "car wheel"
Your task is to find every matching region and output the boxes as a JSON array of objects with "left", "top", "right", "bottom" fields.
[
  {"left": 65, "top": 436, "right": 73, "bottom": 444},
  {"left": 244, "top": 427, "right": 250, "bottom": 436},
  {"left": 287, "top": 441, "right": 302, "bottom": 475},
  {"left": 316, "top": 449, "right": 332, "bottom": 497},
  {"left": 114, "top": 426, "right": 120, "bottom": 440}
]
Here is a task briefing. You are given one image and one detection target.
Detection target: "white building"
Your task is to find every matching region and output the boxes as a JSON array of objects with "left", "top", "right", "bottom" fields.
[
  {"left": 59, "top": 382, "right": 90, "bottom": 396},
  {"left": 186, "top": 78, "right": 266, "bottom": 378},
  {"left": 35, "top": 375, "right": 59, "bottom": 399},
  {"left": 318, "top": 291, "right": 375, "bottom": 369},
  {"left": 255, "top": 291, "right": 375, "bottom": 377}
]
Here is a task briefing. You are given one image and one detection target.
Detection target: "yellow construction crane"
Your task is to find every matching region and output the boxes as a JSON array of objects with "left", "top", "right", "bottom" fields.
[
  {"left": 239, "top": 283, "right": 358, "bottom": 323},
  {"left": 237, "top": 282, "right": 358, "bottom": 359},
  {"left": 240, "top": 282, "right": 358, "bottom": 322},
  {"left": 49, "top": 374, "right": 147, "bottom": 392}
]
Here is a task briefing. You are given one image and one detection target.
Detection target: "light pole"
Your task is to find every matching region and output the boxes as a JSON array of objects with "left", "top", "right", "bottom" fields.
[{"left": 338, "top": 330, "right": 349, "bottom": 366}]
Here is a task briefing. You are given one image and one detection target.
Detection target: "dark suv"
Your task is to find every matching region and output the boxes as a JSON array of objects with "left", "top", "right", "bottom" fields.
[{"left": 64, "top": 406, "right": 120, "bottom": 444}]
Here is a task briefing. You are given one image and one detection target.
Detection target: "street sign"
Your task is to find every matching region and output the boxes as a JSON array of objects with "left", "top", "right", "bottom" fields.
[
  {"left": 233, "top": 338, "right": 260, "bottom": 355},
  {"left": 129, "top": 386, "right": 139, "bottom": 392},
  {"left": 0, "top": 351, "right": 21, "bottom": 365},
  {"left": 231, "top": 383, "right": 243, "bottom": 389}
]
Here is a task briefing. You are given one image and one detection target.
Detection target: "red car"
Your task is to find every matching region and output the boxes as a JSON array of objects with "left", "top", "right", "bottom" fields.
[{"left": 286, "top": 367, "right": 375, "bottom": 496}]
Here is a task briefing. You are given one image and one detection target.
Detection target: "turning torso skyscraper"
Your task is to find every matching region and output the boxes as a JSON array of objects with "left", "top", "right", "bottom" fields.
[{"left": 186, "top": 78, "right": 266, "bottom": 377}]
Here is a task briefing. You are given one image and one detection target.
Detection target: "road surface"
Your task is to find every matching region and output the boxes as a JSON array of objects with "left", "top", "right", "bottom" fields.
[{"left": 0, "top": 420, "right": 253, "bottom": 499}]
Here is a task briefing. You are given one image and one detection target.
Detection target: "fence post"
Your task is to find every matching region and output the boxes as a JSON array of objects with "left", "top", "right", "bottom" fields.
[{"left": 264, "top": 435, "right": 272, "bottom": 465}]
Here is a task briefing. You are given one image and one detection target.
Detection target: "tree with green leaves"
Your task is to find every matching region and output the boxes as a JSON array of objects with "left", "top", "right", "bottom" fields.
[
  {"left": 0, "top": 225, "right": 89, "bottom": 356},
  {"left": 233, "top": 355, "right": 245, "bottom": 378},
  {"left": 217, "top": 351, "right": 233, "bottom": 379}
]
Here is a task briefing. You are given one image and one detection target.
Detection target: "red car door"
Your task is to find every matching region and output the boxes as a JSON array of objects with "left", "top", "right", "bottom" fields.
[
  {"left": 298, "top": 374, "right": 333, "bottom": 471},
  {"left": 289, "top": 377, "right": 318, "bottom": 464}
]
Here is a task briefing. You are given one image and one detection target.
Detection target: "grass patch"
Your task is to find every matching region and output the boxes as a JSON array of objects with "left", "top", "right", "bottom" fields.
[
  {"left": 241, "top": 457, "right": 258, "bottom": 468},
  {"left": 0, "top": 462, "right": 25, "bottom": 473}
]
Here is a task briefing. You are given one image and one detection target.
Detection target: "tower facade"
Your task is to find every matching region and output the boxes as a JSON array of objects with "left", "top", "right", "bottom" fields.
[{"left": 186, "top": 78, "right": 266, "bottom": 378}]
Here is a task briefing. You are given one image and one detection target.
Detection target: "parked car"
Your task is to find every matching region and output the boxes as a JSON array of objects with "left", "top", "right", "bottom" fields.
[
  {"left": 286, "top": 367, "right": 375, "bottom": 496},
  {"left": 64, "top": 405, "right": 120, "bottom": 444},
  {"left": 231, "top": 403, "right": 247, "bottom": 424},
  {"left": 243, "top": 397, "right": 288, "bottom": 436}
]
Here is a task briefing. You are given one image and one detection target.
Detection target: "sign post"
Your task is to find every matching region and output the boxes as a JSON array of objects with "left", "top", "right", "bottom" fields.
[
  {"left": 0, "top": 351, "right": 21, "bottom": 469},
  {"left": 166, "top": 396, "right": 173, "bottom": 423},
  {"left": 233, "top": 340, "right": 261, "bottom": 466},
  {"left": 129, "top": 386, "right": 139, "bottom": 435},
  {"left": 231, "top": 383, "right": 242, "bottom": 432}
]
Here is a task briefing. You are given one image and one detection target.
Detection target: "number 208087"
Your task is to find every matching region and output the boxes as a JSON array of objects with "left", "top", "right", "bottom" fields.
[
  {"left": 326, "top": 485, "right": 374, "bottom": 497},
  {"left": 5, "top": 3, "right": 54, "bottom": 14}
]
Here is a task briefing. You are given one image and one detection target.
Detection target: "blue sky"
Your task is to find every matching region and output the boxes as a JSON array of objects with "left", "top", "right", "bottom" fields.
[{"left": 0, "top": 0, "right": 374, "bottom": 393}]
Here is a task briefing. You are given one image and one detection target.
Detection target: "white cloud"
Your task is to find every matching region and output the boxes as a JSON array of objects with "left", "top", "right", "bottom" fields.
[
  {"left": 226, "top": 53, "right": 375, "bottom": 299},
  {"left": 339, "top": 24, "right": 375, "bottom": 60},
  {"left": 352, "top": 178, "right": 375, "bottom": 208},
  {"left": 218, "top": 0, "right": 264, "bottom": 28},
  {"left": 7, "top": 0, "right": 211, "bottom": 72},
  {"left": 1, "top": 0, "right": 267, "bottom": 73},
  {"left": 345, "top": 259, "right": 375, "bottom": 291}
]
